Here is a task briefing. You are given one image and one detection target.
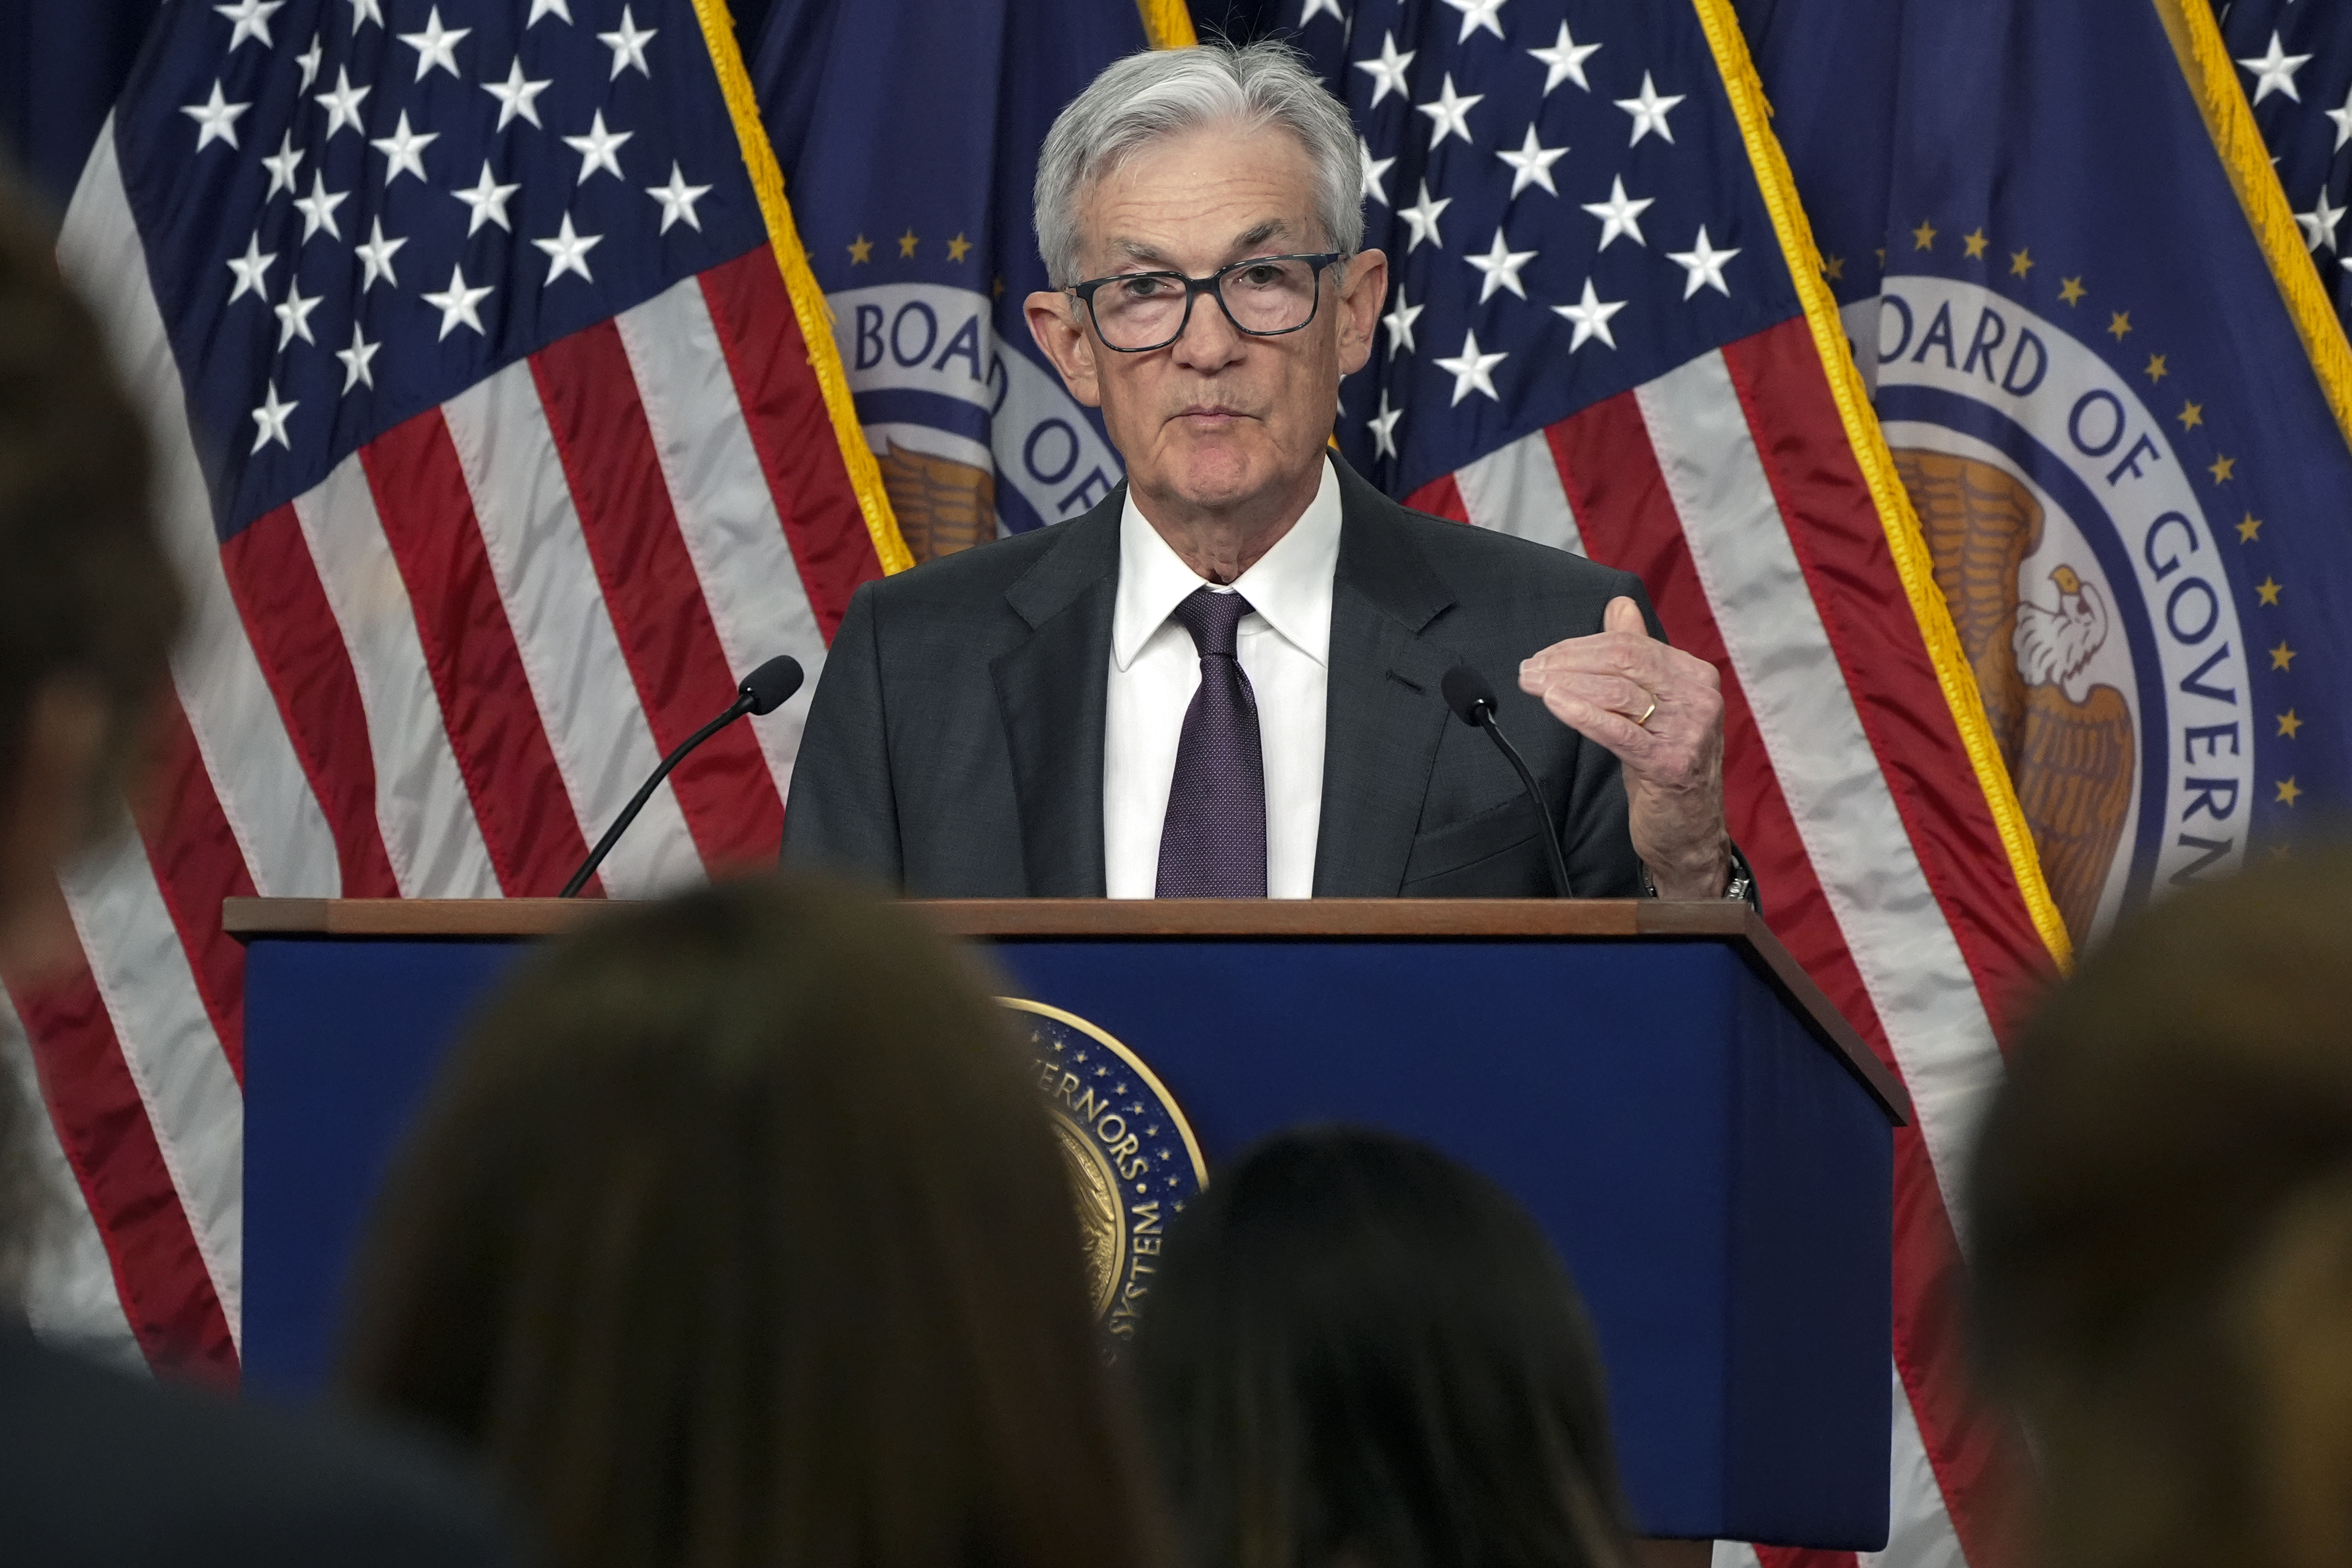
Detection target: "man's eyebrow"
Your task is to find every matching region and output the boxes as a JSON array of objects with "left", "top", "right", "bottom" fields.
[
  {"left": 1101, "top": 218, "right": 1297, "bottom": 273},
  {"left": 1228, "top": 219, "right": 1289, "bottom": 254},
  {"left": 1109, "top": 238, "right": 1180, "bottom": 269}
]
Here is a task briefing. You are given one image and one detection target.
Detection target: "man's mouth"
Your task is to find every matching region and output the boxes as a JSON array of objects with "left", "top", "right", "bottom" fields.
[{"left": 1174, "top": 405, "right": 1249, "bottom": 423}]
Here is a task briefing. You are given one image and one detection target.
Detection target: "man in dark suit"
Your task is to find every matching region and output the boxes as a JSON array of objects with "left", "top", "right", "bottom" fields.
[
  {"left": 0, "top": 165, "right": 520, "bottom": 1567},
  {"left": 786, "top": 41, "right": 1742, "bottom": 904}
]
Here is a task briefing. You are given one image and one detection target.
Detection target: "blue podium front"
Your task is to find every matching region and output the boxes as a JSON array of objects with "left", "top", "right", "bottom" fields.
[{"left": 233, "top": 898, "right": 1903, "bottom": 1551}]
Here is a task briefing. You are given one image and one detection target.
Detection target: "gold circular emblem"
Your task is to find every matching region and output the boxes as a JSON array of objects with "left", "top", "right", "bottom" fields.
[
  {"left": 1052, "top": 1117, "right": 1126, "bottom": 1315},
  {"left": 1002, "top": 998, "right": 1208, "bottom": 1335}
]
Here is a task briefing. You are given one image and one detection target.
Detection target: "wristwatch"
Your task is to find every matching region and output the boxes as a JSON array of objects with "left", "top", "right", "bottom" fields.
[{"left": 1639, "top": 844, "right": 1759, "bottom": 909}]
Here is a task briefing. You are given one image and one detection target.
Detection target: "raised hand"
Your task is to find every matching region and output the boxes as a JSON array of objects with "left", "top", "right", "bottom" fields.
[{"left": 1518, "top": 596, "right": 1730, "bottom": 900}]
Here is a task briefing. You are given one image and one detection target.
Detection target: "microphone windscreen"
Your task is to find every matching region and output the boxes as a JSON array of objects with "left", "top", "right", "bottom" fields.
[
  {"left": 1439, "top": 664, "right": 1497, "bottom": 726},
  {"left": 739, "top": 655, "right": 806, "bottom": 716}
]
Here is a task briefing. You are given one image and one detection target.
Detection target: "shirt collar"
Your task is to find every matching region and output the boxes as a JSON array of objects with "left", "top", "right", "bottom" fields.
[{"left": 1112, "top": 456, "right": 1342, "bottom": 672}]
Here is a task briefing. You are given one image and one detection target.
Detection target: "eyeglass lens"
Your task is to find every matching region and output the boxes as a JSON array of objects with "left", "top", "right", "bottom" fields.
[{"left": 1092, "top": 259, "right": 1321, "bottom": 349}]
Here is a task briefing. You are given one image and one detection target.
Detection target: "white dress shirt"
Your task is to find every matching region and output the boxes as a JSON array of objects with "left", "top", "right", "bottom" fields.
[{"left": 1103, "top": 459, "right": 1341, "bottom": 898}]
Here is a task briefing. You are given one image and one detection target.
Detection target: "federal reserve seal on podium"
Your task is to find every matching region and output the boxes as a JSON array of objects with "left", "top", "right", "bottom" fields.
[{"left": 1003, "top": 999, "right": 1207, "bottom": 1338}]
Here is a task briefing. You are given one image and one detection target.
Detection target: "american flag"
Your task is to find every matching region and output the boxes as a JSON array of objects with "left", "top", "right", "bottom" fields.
[
  {"left": 2217, "top": 0, "right": 2352, "bottom": 334},
  {"left": 6, "top": 0, "right": 896, "bottom": 1379},
  {"left": 1282, "top": 2, "right": 2063, "bottom": 1564}
]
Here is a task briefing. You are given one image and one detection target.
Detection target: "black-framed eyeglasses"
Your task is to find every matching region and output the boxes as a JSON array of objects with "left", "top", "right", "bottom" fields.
[{"left": 1066, "top": 252, "right": 1346, "bottom": 353}]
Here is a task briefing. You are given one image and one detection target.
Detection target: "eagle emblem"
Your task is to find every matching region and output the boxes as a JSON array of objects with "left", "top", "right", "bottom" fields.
[
  {"left": 1895, "top": 449, "right": 2135, "bottom": 943},
  {"left": 879, "top": 441, "right": 997, "bottom": 563}
]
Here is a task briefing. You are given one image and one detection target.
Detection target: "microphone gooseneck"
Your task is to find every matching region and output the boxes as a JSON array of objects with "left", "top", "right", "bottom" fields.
[
  {"left": 1440, "top": 664, "right": 1574, "bottom": 900},
  {"left": 559, "top": 655, "right": 806, "bottom": 898}
]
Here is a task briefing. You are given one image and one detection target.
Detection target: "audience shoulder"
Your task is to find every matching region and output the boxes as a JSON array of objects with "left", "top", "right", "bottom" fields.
[{"left": 0, "top": 1331, "right": 517, "bottom": 1565}]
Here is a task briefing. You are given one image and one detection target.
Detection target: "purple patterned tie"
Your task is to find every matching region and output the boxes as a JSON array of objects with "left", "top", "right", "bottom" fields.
[{"left": 1156, "top": 587, "right": 1268, "bottom": 898}]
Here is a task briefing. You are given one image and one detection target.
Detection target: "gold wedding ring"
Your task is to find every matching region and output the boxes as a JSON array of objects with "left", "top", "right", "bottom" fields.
[{"left": 1633, "top": 697, "right": 1658, "bottom": 728}]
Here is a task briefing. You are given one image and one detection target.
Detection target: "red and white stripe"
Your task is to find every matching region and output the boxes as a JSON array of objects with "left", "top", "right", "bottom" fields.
[
  {"left": 15, "top": 118, "right": 884, "bottom": 1383},
  {"left": 1414, "top": 315, "right": 2046, "bottom": 1568},
  {"left": 0, "top": 985, "right": 143, "bottom": 1371}
]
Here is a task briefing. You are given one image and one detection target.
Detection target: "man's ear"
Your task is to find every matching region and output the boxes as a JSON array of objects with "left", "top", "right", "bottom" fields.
[
  {"left": 0, "top": 680, "right": 111, "bottom": 980},
  {"left": 1333, "top": 248, "right": 1390, "bottom": 379},
  {"left": 1024, "top": 291, "right": 1102, "bottom": 409}
]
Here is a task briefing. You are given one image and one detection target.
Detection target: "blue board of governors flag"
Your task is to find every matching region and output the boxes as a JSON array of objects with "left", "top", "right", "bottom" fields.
[
  {"left": 1743, "top": 0, "right": 2352, "bottom": 943},
  {"left": 750, "top": 0, "right": 1167, "bottom": 560}
]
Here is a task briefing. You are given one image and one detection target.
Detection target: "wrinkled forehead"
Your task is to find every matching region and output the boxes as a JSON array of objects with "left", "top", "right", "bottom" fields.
[{"left": 1076, "top": 121, "right": 1323, "bottom": 272}]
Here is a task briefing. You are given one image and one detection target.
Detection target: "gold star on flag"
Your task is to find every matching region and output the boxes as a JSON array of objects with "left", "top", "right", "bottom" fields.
[
  {"left": 2009, "top": 247, "right": 2035, "bottom": 276},
  {"left": 2272, "top": 640, "right": 2297, "bottom": 670},
  {"left": 992, "top": 274, "right": 1006, "bottom": 297},
  {"left": 1962, "top": 227, "right": 1989, "bottom": 258},
  {"left": 1876, "top": 247, "right": 1887, "bottom": 265},
  {"left": 2059, "top": 276, "right": 2087, "bottom": 305},
  {"left": 2279, "top": 709, "right": 2303, "bottom": 738},
  {"left": 2277, "top": 777, "right": 2303, "bottom": 806},
  {"left": 2108, "top": 311, "right": 2132, "bottom": 339},
  {"left": 1912, "top": 219, "right": 1938, "bottom": 250},
  {"left": 946, "top": 233, "right": 973, "bottom": 262},
  {"left": 2258, "top": 576, "right": 2282, "bottom": 605},
  {"left": 897, "top": 227, "right": 919, "bottom": 258},
  {"left": 2209, "top": 453, "right": 2236, "bottom": 483},
  {"left": 2238, "top": 512, "right": 2263, "bottom": 542},
  {"left": 2178, "top": 400, "right": 2203, "bottom": 429},
  {"left": 2146, "top": 354, "right": 2169, "bottom": 381},
  {"left": 1822, "top": 255, "right": 1845, "bottom": 281}
]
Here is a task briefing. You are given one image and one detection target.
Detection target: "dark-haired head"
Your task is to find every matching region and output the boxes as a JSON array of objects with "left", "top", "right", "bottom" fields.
[
  {"left": 1974, "top": 845, "right": 2352, "bottom": 1568},
  {"left": 0, "top": 166, "right": 180, "bottom": 923},
  {"left": 0, "top": 162, "right": 183, "bottom": 1300},
  {"left": 1128, "top": 1127, "right": 1632, "bottom": 1568},
  {"left": 342, "top": 874, "right": 1168, "bottom": 1568}
]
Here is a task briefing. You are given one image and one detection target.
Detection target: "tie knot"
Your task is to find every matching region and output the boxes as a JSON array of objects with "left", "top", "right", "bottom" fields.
[{"left": 1170, "top": 586, "right": 1253, "bottom": 659}]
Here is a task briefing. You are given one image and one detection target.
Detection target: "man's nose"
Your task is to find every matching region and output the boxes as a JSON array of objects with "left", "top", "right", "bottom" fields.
[{"left": 1170, "top": 287, "right": 1246, "bottom": 369}]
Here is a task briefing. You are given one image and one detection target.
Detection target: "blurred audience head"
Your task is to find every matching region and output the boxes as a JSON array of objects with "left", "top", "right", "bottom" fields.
[
  {"left": 0, "top": 162, "right": 180, "bottom": 1303},
  {"left": 0, "top": 164, "right": 179, "bottom": 974},
  {"left": 1128, "top": 1126, "right": 1633, "bottom": 1568},
  {"left": 1973, "top": 848, "right": 2352, "bottom": 1568},
  {"left": 341, "top": 874, "right": 1167, "bottom": 1568}
]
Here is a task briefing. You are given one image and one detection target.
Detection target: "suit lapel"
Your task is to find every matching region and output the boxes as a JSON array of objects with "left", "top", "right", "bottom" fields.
[
  {"left": 1312, "top": 461, "right": 1461, "bottom": 896},
  {"left": 993, "top": 492, "right": 1123, "bottom": 896}
]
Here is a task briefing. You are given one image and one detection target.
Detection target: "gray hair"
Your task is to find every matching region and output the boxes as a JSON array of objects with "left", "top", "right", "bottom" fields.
[{"left": 1033, "top": 40, "right": 1363, "bottom": 288}]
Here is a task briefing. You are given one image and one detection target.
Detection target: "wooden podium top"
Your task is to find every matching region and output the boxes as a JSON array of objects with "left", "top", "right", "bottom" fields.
[
  {"left": 223, "top": 897, "right": 1906, "bottom": 1122},
  {"left": 227, "top": 894, "right": 1769, "bottom": 939}
]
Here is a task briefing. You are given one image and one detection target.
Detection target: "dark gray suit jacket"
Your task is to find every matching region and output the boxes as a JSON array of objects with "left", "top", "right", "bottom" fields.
[{"left": 783, "top": 456, "right": 1657, "bottom": 898}]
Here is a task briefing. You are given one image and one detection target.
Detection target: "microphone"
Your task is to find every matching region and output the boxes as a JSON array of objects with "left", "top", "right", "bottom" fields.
[
  {"left": 735, "top": 656, "right": 806, "bottom": 716},
  {"left": 559, "top": 655, "right": 805, "bottom": 898},
  {"left": 1440, "top": 665, "right": 1574, "bottom": 900}
]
